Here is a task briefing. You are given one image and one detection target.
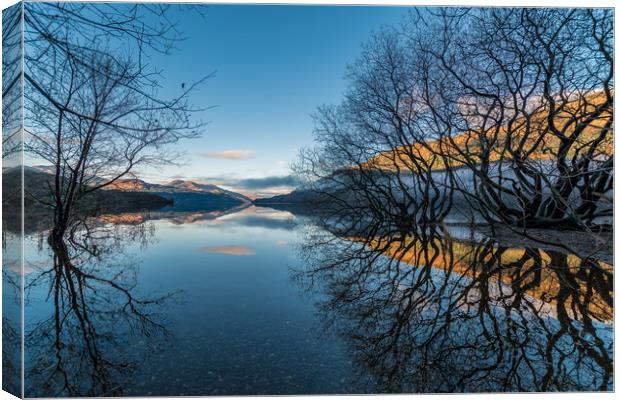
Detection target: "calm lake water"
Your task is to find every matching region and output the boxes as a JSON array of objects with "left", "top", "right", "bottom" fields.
[{"left": 6, "top": 205, "right": 613, "bottom": 396}]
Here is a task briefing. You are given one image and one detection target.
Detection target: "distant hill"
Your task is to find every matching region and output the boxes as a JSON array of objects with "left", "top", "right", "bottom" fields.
[
  {"left": 252, "top": 186, "right": 338, "bottom": 205},
  {"left": 252, "top": 186, "right": 344, "bottom": 216},
  {"left": 2, "top": 167, "right": 173, "bottom": 233},
  {"left": 105, "top": 177, "right": 251, "bottom": 210},
  {"left": 253, "top": 189, "right": 313, "bottom": 205},
  {"left": 2, "top": 166, "right": 251, "bottom": 222}
]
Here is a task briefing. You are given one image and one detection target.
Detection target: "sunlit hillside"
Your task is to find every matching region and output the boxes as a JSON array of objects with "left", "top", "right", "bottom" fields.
[{"left": 363, "top": 91, "right": 613, "bottom": 172}]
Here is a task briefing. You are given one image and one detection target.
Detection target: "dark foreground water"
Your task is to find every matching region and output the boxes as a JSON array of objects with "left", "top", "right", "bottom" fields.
[{"left": 4, "top": 205, "right": 613, "bottom": 396}]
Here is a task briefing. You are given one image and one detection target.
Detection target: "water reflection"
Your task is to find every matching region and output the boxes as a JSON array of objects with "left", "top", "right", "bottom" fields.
[
  {"left": 197, "top": 245, "right": 257, "bottom": 256},
  {"left": 21, "top": 204, "right": 304, "bottom": 397},
  {"left": 16, "top": 204, "right": 613, "bottom": 395},
  {"left": 294, "top": 220, "right": 613, "bottom": 392},
  {"left": 23, "top": 218, "right": 174, "bottom": 397},
  {"left": 2, "top": 234, "right": 22, "bottom": 395},
  {"left": 95, "top": 203, "right": 295, "bottom": 230}
]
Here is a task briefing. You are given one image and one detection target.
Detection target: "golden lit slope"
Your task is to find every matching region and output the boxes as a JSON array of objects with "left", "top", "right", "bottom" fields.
[{"left": 362, "top": 91, "right": 613, "bottom": 172}]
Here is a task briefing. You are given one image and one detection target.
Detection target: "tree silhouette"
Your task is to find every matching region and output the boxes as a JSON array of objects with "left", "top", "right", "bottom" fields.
[
  {"left": 14, "top": 3, "right": 210, "bottom": 241},
  {"left": 296, "top": 8, "right": 613, "bottom": 238}
]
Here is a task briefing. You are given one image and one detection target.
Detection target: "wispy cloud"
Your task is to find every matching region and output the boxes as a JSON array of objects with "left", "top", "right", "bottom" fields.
[
  {"left": 197, "top": 245, "right": 256, "bottom": 256},
  {"left": 199, "top": 150, "right": 255, "bottom": 160}
]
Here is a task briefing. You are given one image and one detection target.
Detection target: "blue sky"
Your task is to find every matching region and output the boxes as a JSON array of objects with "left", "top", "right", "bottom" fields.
[{"left": 138, "top": 5, "right": 411, "bottom": 197}]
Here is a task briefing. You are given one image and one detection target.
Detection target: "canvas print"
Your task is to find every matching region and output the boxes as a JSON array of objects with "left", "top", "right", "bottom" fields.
[{"left": 1, "top": 2, "right": 614, "bottom": 397}]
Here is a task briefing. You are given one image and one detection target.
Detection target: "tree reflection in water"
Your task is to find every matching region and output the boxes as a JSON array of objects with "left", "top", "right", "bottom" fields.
[
  {"left": 23, "top": 218, "right": 175, "bottom": 397},
  {"left": 294, "top": 220, "right": 613, "bottom": 393}
]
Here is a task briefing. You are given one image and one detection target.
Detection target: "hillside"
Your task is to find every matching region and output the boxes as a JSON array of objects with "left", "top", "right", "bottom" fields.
[
  {"left": 363, "top": 91, "right": 613, "bottom": 172},
  {"left": 106, "top": 177, "right": 251, "bottom": 205},
  {"left": 2, "top": 167, "right": 251, "bottom": 226},
  {"left": 2, "top": 167, "right": 174, "bottom": 233},
  {"left": 253, "top": 189, "right": 316, "bottom": 205}
]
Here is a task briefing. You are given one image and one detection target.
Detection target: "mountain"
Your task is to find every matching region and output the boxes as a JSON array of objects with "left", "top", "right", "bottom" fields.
[
  {"left": 256, "top": 92, "right": 613, "bottom": 208},
  {"left": 3, "top": 167, "right": 173, "bottom": 211},
  {"left": 10, "top": 166, "right": 251, "bottom": 204},
  {"left": 3, "top": 167, "right": 251, "bottom": 213},
  {"left": 2, "top": 167, "right": 173, "bottom": 233},
  {"left": 105, "top": 178, "right": 161, "bottom": 191},
  {"left": 107, "top": 177, "right": 250, "bottom": 201},
  {"left": 253, "top": 189, "right": 315, "bottom": 205},
  {"left": 166, "top": 179, "right": 252, "bottom": 203},
  {"left": 252, "top": 187, "right": 339, "bottom": 216},
  {"left": 106, "top": 177, "right": 251, "bottom": 209}
]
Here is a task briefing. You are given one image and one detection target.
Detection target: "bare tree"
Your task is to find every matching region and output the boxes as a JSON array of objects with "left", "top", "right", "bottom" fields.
[
  {"left": 296, "top": 7, "right": 613, "bottom": 239},
  {"left": 292, "top": 10, "right": 613, "bottom": 392},
  {"left": 294, "top": 28, "right": 455, "bottom": 239},
  {"left": 26, "top": 46, "right": 205, "bottom": 244},
  {"left": 2, "top": 4, "right": 22, "bottom": 161},
  {"left": 17, "top": 3, "right": 209, "bottom": 243},
  {"left": 2, "top": 6, "right": 24, "bottom": 397},
  {"left": 415, "top": 8, "right": 613, "bottom": 230}
]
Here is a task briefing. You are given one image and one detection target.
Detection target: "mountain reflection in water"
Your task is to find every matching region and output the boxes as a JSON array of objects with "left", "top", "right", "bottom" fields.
[{"left": 7, "top": 204, "right": 613, "bottom": 396}]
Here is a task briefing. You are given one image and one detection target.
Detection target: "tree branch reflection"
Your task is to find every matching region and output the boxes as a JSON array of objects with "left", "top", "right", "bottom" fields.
[
  {"left": 24, "top": 217, "right": 175, "bottom": 397},
  {"left": 295, "top": 218, "right": 612, "bottom": 392}
]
